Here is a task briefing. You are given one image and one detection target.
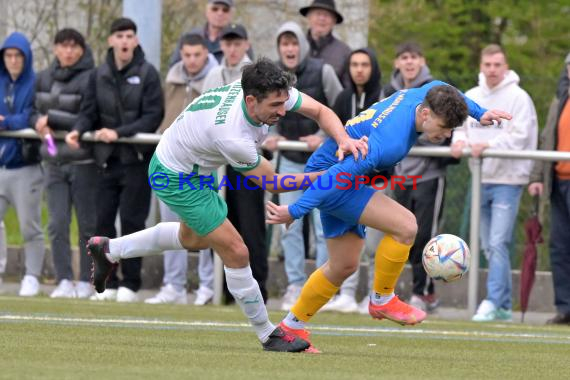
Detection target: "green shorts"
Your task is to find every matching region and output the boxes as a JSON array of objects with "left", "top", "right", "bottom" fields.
[{"left": 148, "top": 154, "right": 227, "bottom": 236}]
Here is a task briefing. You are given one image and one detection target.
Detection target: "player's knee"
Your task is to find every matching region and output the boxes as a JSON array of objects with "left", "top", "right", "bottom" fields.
[
  {"left": 179, "top": 228, "right": 208, "bottom": 251},
  {"left": 331, "top": 261, "right": 359, "bottom": 280},
  {"left": 226, "top": 240, "right": 250, "bottom": 267},
  {"left": 395, "top": 212, "right": 417, "bottom": 245}
]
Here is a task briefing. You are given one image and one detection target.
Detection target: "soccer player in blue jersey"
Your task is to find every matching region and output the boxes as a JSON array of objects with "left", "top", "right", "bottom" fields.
[{"left": 266, "top": 81, "right": 511, "bottom": 352}]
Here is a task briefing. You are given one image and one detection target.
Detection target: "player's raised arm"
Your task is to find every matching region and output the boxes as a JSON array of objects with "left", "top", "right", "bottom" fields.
[{"left": 295, "top": 92, "right": 368, "bottom": 161}]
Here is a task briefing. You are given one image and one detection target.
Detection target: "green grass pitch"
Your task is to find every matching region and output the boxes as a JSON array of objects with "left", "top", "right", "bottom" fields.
[{"left": 1, "top": 296, "right": 569, "bottom": 380}]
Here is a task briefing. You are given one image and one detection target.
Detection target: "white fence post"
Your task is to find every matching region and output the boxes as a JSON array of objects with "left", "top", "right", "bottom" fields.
[{"left": 468, "top": 157, "right": 482, "bottom": 315}]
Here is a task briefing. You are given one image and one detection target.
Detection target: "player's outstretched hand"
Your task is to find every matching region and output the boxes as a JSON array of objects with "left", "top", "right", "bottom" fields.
[
  {"left": 266, "top": 201, "right": 294, "bottom": 228},
  {"left": 480, "top": 109, "right": 512, "bottom": 126},
  {"left": 337, "top": 136, "right": 368, "bottom": 161}
]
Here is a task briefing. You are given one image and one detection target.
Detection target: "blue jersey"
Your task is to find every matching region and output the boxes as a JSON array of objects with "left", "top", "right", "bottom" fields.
[{"left": 288, "top": 81, "right": 486, "bottom": 238}]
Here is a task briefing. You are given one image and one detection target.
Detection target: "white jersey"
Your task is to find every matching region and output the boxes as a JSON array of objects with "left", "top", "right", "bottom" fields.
[{"left": 156, "top": 80, "right": 301, "bottom": 175}]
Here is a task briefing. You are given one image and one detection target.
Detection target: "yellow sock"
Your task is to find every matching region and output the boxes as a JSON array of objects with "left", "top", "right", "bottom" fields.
[
  {"left": 374, "top": 235, "right": 412, "bottom": 295},
  {"left": 291, "top": 268, "right": 339, "bottom": 322}
]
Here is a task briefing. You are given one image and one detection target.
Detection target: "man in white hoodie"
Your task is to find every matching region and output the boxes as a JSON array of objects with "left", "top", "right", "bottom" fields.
[{"left": 451, "top": 44, "right": 538, "bottom": 322}]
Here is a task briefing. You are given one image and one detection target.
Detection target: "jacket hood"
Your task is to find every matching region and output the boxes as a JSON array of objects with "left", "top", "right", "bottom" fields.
[
  {"left": 477, "top": 70, "right": 520, "bottom": 95},
  {"left": 389, "top": 64, "right": 433, "bottom": 91},
  {"left": 0, "top": 32, "right": 34, "bottom": 83},
  {"left": 276, "top": 21, "right": 309, "bottom": 71},
  {"left": 346, "top": 48, "right": 382, "bottom": 99},
  {"left": 166, "top": 53, "right": 218, "bottom": 85},
  {"left": 52, "top": 45, "right": 95, "bottom": 82}
]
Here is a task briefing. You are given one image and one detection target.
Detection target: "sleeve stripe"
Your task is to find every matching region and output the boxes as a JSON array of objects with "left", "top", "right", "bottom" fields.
[
  {"left": 289, "top": 91, "right": 303, "bottom": 112},
  {"left": 231, "top": 155, "right": 261, "bottom": 172}
]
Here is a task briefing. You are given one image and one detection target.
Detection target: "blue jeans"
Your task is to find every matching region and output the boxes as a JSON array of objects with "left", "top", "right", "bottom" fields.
[
  {"left": 479, "top": 184, "right": 523, "bottom": 310},
  {"left": 279, "top": 156, "right": 328, "bottom": 286}
]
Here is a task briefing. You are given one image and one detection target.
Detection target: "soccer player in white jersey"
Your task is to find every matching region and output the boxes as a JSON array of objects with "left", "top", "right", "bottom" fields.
[{"left": 68, "top": 58, "right": 368, "bottom": 352}]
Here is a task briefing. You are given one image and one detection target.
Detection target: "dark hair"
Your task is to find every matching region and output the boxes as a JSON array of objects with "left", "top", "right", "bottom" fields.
[
  {"left": 54, "top": 28, "right": 86, "bottom": 50},
  {"left": 241, "top": 57, "right": 296, "bottom": 101},
  {"left": 180, "top": 33, "right": 207, "bottom": 48},
  {"left": 110, "top": 17, "right": 137, "bottom": 35},
  {"left": 277, "top": 31, "right": 297, "bottom": 45},
  {"left": 395, "top": 41, "right": 423, "bottom": 58},
  {"left": 421, "top": 85, "right": 468, "bottom": 128}
]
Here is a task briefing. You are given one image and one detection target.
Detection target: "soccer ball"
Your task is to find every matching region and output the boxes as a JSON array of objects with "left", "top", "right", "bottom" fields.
[{"left": 422, "top": 234, "right": 471, "bottom": 282}]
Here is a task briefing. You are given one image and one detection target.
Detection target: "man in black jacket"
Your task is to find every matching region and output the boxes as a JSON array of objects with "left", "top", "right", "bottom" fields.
[
  {"left": 66, "top": 18, "right": 164, "bottom": 302},
  {"left": 323, "top": 47, "right": 384, "bottom": 313},
  {"left": 32, "top": 28, "right": 97, "bottom": 299}
]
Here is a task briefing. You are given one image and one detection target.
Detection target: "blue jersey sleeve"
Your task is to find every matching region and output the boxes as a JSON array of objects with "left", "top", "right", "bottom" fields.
[
  {"left": 289, "top": 155, "right": 375, "bottom": 219},
  {"left": 463, "top": 94, "right": 487, "bottom": 121}
]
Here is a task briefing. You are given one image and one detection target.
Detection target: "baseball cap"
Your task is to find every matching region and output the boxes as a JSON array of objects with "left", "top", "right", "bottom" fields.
[
  {"left": 208, "top": 0, "right": 234, "bottom": 7},
  {"left": 220, "top": 23, "right": 248, "bottom": 40}
]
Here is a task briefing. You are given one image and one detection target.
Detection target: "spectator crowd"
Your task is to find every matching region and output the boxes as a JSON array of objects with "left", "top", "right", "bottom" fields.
[{"left": 0, "top": 0, "right": 569, "bottom": 325}]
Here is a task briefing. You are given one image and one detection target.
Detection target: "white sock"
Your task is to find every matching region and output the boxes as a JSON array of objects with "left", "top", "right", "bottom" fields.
[
  {"left": 371, "top": 292, "right": 395, "bottom": 306},
  {"left": 224, "top": 266, "right": 274, "bottom": 343},
  {"left": 108, "top": 222, "right": 183, "bottom": 261},
  {"left": 283, "top": 312, "right": 305, "bottom": 330}
]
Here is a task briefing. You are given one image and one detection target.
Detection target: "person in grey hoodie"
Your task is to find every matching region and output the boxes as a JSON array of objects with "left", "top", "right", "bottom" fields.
[
  {"left": 263, "top": 20, "right": 342, "bottom": 312},
  {"left": 145, "top": 33, "right": 218, "bottom": 306},
  {"left": 386, "top": 42, "right": 450, "bottom": 313}
]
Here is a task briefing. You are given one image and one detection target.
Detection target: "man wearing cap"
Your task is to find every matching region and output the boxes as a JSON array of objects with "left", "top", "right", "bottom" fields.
[
  {"left": 203, "top": 23, "right": 251, "bottom": 90},
  {"left": 169, "top": 0, "right": 253, "bottom": 66},
  {"left": 300, "top": 0, "right": 351, "bottom": 86},
  {"left": 528, "top": 53, "right": 570, "bottom": 325}
]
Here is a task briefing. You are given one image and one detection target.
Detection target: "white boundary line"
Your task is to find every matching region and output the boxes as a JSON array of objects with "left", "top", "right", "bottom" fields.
[{"left": 2, "top": 313, "right": 569, "bottom": 343}]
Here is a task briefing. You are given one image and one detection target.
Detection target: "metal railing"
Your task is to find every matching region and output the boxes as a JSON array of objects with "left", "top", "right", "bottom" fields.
[{"left": 3, "top": 129, "right": 570, "bottom": 313}]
